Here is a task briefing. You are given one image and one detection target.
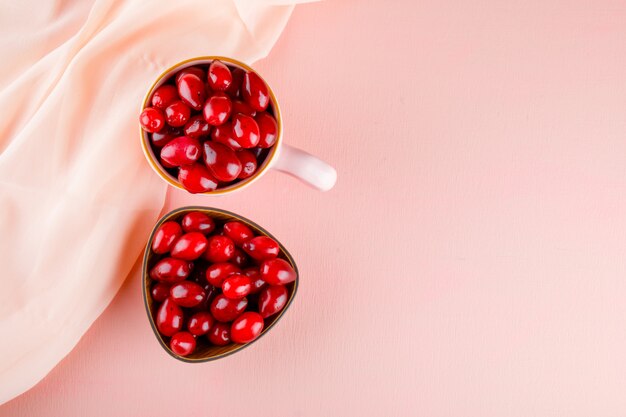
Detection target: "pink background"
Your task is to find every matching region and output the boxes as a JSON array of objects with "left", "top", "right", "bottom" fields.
[{"left": 3, "top": 0, "right": 626, "bottom": 415}]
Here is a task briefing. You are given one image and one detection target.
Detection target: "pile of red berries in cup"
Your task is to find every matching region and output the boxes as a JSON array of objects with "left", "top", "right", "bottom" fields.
[
  {"left": 148, "top": 211, "right": 296, "bottom": 357},
  {"left": 139, "top": 60, "right": 278, "bottom": 193}
]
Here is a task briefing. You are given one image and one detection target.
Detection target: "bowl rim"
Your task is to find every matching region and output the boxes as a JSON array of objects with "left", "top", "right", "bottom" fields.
[
  {"left": 139, "top": 56, "right": 283, "bottom": 195},
  {"left": 142, "top": 206, "right": 299, "bottom": 363}
]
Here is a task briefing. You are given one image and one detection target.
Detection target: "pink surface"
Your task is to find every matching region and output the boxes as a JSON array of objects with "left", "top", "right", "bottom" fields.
[{"left": 3, "top": 0, "right": 626, "bottom": 415}]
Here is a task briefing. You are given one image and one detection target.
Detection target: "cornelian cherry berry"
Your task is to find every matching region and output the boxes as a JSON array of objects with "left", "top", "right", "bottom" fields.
[
  {"left": 208, "top": 322, "right": 231, "bottom": 346},
  {"left": 231, "top": 113, "right": 260, "bottom": 148},
  {"left": 178, "top": 163, "right": 218, "bottom": 193},
  {"left": 152, "top": 85, "right": 179, "bottom": 109},
  {"left": 150, "top": 258, "right": 191, "bottom": 283},
  {"left": 258, "top": 285, "right": 288, "bottom": 318},
  {"left": 231, "top": 100, "right": 256, "bottom": 117},
  {"left": 152, "top": 221, "right": 182, "bottom": 254},
  {"left": 181, "top": 212, "right": 215, "bottom": 234},
  {"left": 164, "top": 100, "right": 191, "bottom": 127},
  {"left": 242, "top": 71, "right": 270, "bottom": 112},
  {"left": 203, "top": 93, "right": 232, "bottom": 126},
  {"left": 223, "top": 221, "right": 254, "bottom": 245},
  {"left": 211, "top": 122, "right": 242, "bottom": 151},
  {"left": 151, "top": 283, "right": 171, "bottom": 302},
  {"left": 176, "top": 67, "right": 205, "bottom": 84},
  {"left": 170, "top": 331, "right": 196, "bottom": 356},
  {"left": 184, "top": 115, "right": 211, "bottom": 138},
  {"left": 208, "top": 60, "right": 232, "bottom": 91},
  {"left": 210, "top": 294, "right": 247, "bottom": 322},
  {"left": 171, "top": 232, "right": 208, "bottom": 261},
  {"left": 156, "top": 298, "right": 184, "bottom": 336},
  {"left": 242, "top": 236, "right": 279, "bottom": 261},
  {"left": 188, "top": 311, "right": 214, "bottom": 336},
  {"left": 202, "top": 141, "right": 242, "bottom": 182},
  {"left": 230, "top": 312, "right": 264, "bottom": 344},
  {"left": 205, "top": 262, "right": 240, "bottom": 287},
  {"left": 140, "top": 107, "right": 165, "bottom": 133},
  {"left": 221, "top": 274, "right": 252, "bottom": 299},
  {"left": 231, "top": 247, "right": 249, "bottom": 268},
  {"left": 204, "top": 235, "right": 235, "bottom": 262},
  {"left": 225, "top": 67, "right": 245, "bottom": 97},
  {"left": 244, "top": 268, "right": 266, "bottom": 294},
  {"left": 160, "top": 136, "right": 201, "bottom": 167},
  {"left": 236, "top": 150, "right": 258, "bottom": 179},
  {"left": 151, "top": 128, "right": 179, "bottom": 148},
  {"left": 260, "top": 258, "right": 297, "bottom": 285},
  {"left": 177, "top": 73, "right": 207, "bottom": 110},
  {"left": 170, "top": 281, "right": 206, "bottom": 307},
  {"left": 255, "top": 112, "right": 278, "bottom": 148}
]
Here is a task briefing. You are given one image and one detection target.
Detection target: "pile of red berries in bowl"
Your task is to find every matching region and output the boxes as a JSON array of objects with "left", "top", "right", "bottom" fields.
[
  {"left": 143, "top": 207, "right": 298, "bottom": 361},
  {"left": 139, "top": 59, "right": 279, "bottom": 193}
]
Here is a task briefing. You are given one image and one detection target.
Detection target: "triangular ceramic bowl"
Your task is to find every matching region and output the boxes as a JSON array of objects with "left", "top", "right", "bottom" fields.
[{"left": 142, "top": 206, "right": 298, "bottom": 362}]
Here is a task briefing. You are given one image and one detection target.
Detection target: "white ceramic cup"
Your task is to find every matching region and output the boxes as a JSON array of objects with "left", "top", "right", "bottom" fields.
[{"left": 140, "top": 56, "right": 337, "bottom": 194}]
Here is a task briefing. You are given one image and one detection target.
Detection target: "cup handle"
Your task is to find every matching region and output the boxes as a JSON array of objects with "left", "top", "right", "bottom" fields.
[{"left": 272, "top": 144, "right": 337, "bottom": 191}]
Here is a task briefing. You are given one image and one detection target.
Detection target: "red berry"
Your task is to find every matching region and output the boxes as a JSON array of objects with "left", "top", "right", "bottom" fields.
[
  {"left": 150, "top": 258, "right": 191, "bottom": 283},
  {"left": 242, "top": 236, "right": 279, "bottom": 261},
  {"left": 210, "top": 294, "right": 248, "bottom": 322},
  {"left": 211, "top": 122, "right": 242, "bottom": 151},
  {"left": 225, "top": 67, "right": 245, "bottom": 97},
  {"left": 223, "top": 221, "right": 254, "bottom": 246},
  {"left": 236, "top": 150, "right": 258, "bottom": 179},
  {"left": 260, "top": 258, "right": 296, "bottom": 285},
  {"left": 202, "top": 141, "right": 242, "bottom": 182},
  {"left": 170, "top": 232, "right": 208, "bottom": 261},
  {"left": 188, "top": 311, "right": 214, "bottom": 336},
  {"left": 170, "top": 331, "right": 196, "bottom": 356},
  {"left": 181, "top": 212, "right": 215, "bottom": 234},
  {"left": 151, "top": 283, "right": 170, "bottom": 302},
  {"left": 231, "top": 114, "right": 260, "bottom": 148},
  {"left": 152, "top": 221, "right": 182, "bottom": 254},
  {"left": 156, "top": 298, "right": 184, "bottom": 336},
  {"left": 151, "top": 84, "right": 179, "bottom": 109},
  {"left": 222, "top": 274, "right": 253, "bottom": 299},
  {"left": 258, "top": 285, "right": 288, "bottom": 318},
  {"left": 151, "top": 127, "right": 180, "bottom": 148},
  {"left": 232, "top": 247, "right": 249, "bottom": 268},
  {"left": 178, "top": 163, "right": 219, "bottom": 193},
  {"left": 204, "top": 235, "right": 235, "bottom": 262},
  {"left": 177, "top": 73, "right": 207, "bottom": 110},
  {"left": 242, "top": 71, "right": 270, "bottom": 112},
  {"left": 176, "top": 67, "right": 205, "bottom": 84},
  {"left": 164, "top": 100, "right": 191, "bottom": 127},
  {"left": 183, "top": 115, "right": 211, "bottom": 138},
  {"left": 205, "top": 262, "right": 241, "bottom": 287},
  {"left": 140, "top": 107, "right": 165, "bottom": 133},
  {"left": 255, "top": 112, "right": 278, "bottom": 148},
  {"left": 230, "top": 312, "right": 264, "bottom": 344},
  {"left": 160, "top": 136, "right": 200, "bottom": 167},
  {"left": 244, "top": 268, "right": 266, "bottom": 294},
  {"left": 231, "top": 99, "right": 256, "bottom": 117},
  {"left": 208, "top": 60, "right": 232, "bottom": 91},
  {"left": 203, "top": 93, "right": 232, "bottom": 126},
  {"left": 169, "top": 281, "right": 206, "bottom": 307},
  {"left": 208, "top": 322, "right": 231, "bottom": 346}
]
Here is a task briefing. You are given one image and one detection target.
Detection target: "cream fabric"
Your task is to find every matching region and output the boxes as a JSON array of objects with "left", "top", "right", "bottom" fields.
[{"left": 0, "top": 0, "right": 298, "bottom": 403}]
